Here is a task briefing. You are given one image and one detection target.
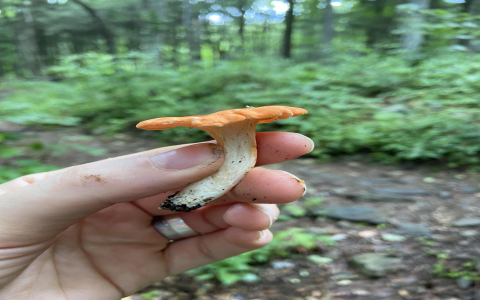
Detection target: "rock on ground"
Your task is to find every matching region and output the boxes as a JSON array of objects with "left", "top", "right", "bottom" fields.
[{"left": 348, "top": 253, "right": 403, "bottom": 278}]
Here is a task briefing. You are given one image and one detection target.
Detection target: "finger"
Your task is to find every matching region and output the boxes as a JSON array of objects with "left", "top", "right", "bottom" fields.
[
  {"left": 256, "top": 132, "right": 314, "bottom": 165},
  {"left": 222, "top": 168, "right": 306, "bottom": 204},
  {"left": 0, "top": 143, "right": 224, "bottom": 246},
  {"left": 222, "top": 203, "right": 279, "bottom": 230},
  {"left": 164, "top": 227, "right": 273, "bottom": 276},
  {"left": 0, "top": 132, "right": 313, "bottom": 194},
  {"left": 0, "top": 144, "right": 190, "bottom": 194},
  {"left": 0, "top": 132, "right": 310, "bottom": 242},
  {"left": 0, "top": 171, "right": 58, "bottom": 195},
  {"left": 178, "top": 203, "right": 279, "bottom": 233},
  {"left": 134, "top": 168, "right": 306, "bottom": 215},
  {"left": 92, "top": 132, "right": 312, "bottom": 167}
]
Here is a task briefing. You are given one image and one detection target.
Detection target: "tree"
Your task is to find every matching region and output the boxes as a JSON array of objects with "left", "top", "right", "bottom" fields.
[
  {"left": 282, "top": 0, "right": 295, "bottom": 58},
  {"left": 70, "top": 0, "right": 116, "bottom": 54},
  {"left": 0, "top": 0, "right": 475, "bottom": 77},
  {"left": 19, "top": 6, "right": 43, "bottom": 76},
  {"left": 322, "top": 0, "right": 335, "bottom": 46},
  {"left": 399, "top": 0, "right": 431, "bottom": 52}
]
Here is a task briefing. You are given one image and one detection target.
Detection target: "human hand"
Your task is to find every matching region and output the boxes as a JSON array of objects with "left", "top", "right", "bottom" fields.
[{"left": 0, "top": 132, "right": 313, "bottom": 300}]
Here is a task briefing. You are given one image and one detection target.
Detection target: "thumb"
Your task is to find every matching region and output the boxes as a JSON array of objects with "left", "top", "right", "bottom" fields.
[{"left": 0, "top": 143, "right": 223, "bottom": 246}]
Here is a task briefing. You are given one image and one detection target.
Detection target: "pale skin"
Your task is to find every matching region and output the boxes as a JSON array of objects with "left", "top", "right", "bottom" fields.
[{"left": 0, "top": 132, "right": 313, "bottom": 300}]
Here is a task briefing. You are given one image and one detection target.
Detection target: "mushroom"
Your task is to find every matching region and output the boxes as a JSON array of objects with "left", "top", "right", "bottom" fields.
[{"left": 136, "top": 105, "right": 308, "bottom": 212}]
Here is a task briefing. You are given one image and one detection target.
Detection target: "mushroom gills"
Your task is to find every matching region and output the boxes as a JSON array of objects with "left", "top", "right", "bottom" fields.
[{"left": 160, "top": 120, "right": 258, "bottom": 212}]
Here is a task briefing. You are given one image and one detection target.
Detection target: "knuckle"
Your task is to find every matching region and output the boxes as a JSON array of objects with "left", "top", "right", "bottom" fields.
[{"left": 197, "top": 236, "right": 218, "bottom": 261}]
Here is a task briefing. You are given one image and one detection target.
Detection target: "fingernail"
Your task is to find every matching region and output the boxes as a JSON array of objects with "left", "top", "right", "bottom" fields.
[
  {"left": 149, "top": 144, "right": 222, "bottom": 170},
  {"left": 301, "top": 134, "right": 315, "bottom": 153},
  {"left": 279, "top": 171, "right": 307, "bottom": 196},
  {"left": 253, "top": 204, "right": 277, "bottom": 227},
  {"left": 258, "top": 230, "right": 266, "bottom": 240}
]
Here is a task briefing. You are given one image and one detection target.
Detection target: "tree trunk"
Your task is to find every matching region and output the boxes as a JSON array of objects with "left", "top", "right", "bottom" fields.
[
  {"left": 130, "top": 6, "right": 142, "bottom": 51},
  {"left": 460, "top": 0, "right": 479, "bottom": 48},
  {"left": 142, "top": 0, "right": 165, "bottom": 66},
  {"left": 364, "top": 0, "right": 390, "bottom": 47},
  {"left": 0, "top": 49, "right": 4, "bottom": 78},
  {"left": 323, "top": 0, "right": 335, "bottom": 45},
  {"left": 14, "top": 34, "right": 25, "bottom": 77},
  {"left": 238, "top": 0, "right": 245, "bottom": 45},
  {"left": 400, "top": 0, "right": 431, "bottom": 52},
  {"left": 282, "top": 0, "right": 294, "bottom": 58},
  {"left": 191, "top": 18, "right": 202, "bottom": 60},
  {"left": 262, "top": 21, "right": 269, "bottom": 56},
  {"left": 20, "top": 7, "right": 42, "bottom": 76},
  {"left": 464, "top": 0, "right": 474, "bottom": 13},
  {"left": 468, "top": 0, "right": 479, "bottom": 14},
  {"left": 182, "top": 0, "right": 199, "bottom": 60},
  {"left": 71, "top": 0, "right": 116, "bottom": 54}
]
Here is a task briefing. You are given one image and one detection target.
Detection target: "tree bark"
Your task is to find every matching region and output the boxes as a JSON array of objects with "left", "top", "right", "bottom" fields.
[
  {"left": 364, "top": 0, "right": 390, "bottom": 47},
  {"left": 20, "top": 7, "right": 43, "bottom": 76},
  {"left": 190, "top": 18, "right": 202, "bottom": 60},
  {"left": 129, "top": 6, "right": 142, "bottom": 51},
  {"left": 464, "top": 0, "right": 474, "bottom": 13},
  {"left": 323, "top": 0, "right": 335, "bottom": 45},
  {"left": 459, "top": 0, "right": 479, "bottom": 48},
  {"left": 400, "top": 0, "right": 431, "bottom": 52},
  {"left": 182, "top": 0, "right": 200, "bottom": 60},
  {"left": 141, "top": 0, "right": 165, "bottom": 66},
  {"left": 282, "top": 0, "right": 294, "bottom": 58},
  {"left": 71, "top": 0, "right": 116, "bottom": 54},
  {"left": 238, "top": 0, "right": 245, "bottom": 45},
  {"left": 468, "top": 0, "right": 479, "bottom": 14}
]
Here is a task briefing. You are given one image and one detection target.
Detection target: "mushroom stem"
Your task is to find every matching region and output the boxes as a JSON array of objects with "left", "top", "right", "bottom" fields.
[{"left": 160, "top": 120, "right": 258, "bottom": 212}]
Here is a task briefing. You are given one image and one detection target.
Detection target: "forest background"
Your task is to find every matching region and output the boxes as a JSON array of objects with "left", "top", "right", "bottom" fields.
[
  {"left": 0, "top": 0, "right": 480, "bottom": 175},
  {"left": 1, "top": 0, "right": 480, "bottom": 297}
]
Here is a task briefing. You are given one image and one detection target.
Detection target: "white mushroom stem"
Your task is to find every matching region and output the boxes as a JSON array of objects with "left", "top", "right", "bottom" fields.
[{"left": 160, "top": 120, "right": 258, "bottom": 212}]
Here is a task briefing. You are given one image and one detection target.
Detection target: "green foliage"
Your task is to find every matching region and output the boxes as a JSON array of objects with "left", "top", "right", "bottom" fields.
[
  {"left": 46, "top": 138, "right": 108, "bottom": 157},
  {"left": 421, "top": 9, "right": 480, "bottom": 51},
  {"left": 186, "top": 228, "right": 336, "bottom": 286},
  {"left": 139, "top": 290, "right": 162, "bottom": 300},
  {"left": 3, "top": 50, "right": 480, "bottom": 166},
  {"left": 0, "top": 132, "right": 23, "bottom": 159},
  {"left": 302, "top": 197, "right": 325, "bottom": 207},
  {"left": 281, "top": 203, "right": 308, "bottom": 218},
  {"left": 280, "top": 197, "right": 324, "bottom": 220},
  {"left": 0, "top": 159, "right": 58, "bottom": 183},
  {"left": 0, "top": 132, "right": 59, "bottom": 183},
  {"left": 429, "top": 251, "right": 480, "bottom": 281},
  {"left": 417, "top": 237, "right": 436, "bottom": 246},
  {"left": 0, "top": 130, "right": 106, "bottom": 183}
]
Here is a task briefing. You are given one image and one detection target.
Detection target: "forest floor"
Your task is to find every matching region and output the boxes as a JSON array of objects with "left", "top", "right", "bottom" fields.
[{"left": 3, "top": 125, "right": 480, "bottom": 300}]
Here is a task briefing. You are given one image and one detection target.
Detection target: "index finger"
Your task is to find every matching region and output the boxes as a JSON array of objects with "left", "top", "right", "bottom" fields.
[{"left": 0, "top": 132, "right": 313, "bottom": 194}]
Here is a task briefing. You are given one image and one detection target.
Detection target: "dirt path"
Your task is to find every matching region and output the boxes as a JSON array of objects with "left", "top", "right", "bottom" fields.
[
  {"left": 3, "top": 127, "right": 480, "bottom": 300},
  {"left": 148, "top": 160, "right": 479, "bottom": 300}
]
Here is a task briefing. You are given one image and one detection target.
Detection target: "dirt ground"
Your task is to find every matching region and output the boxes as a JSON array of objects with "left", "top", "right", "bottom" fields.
[{"left": 3, "top": 126, "right": 480, "bottom": 300}]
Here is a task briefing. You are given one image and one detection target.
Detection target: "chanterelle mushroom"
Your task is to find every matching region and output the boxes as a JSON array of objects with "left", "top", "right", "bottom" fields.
[{"left": 136, "top": 105, "right": 308, "bottom": 212}]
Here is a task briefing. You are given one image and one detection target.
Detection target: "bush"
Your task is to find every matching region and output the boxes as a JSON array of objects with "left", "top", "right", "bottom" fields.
[{"left": 2, "top": 50, "right": 480, "bottom": 167}]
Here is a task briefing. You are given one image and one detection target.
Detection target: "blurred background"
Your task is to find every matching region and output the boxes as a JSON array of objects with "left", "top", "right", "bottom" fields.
[{"left": 1, "top": 0, "right": 480, "bottom": 299}]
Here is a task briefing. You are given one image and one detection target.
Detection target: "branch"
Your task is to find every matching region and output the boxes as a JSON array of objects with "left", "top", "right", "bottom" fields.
[{"left": 70, "top": 0, "right": 116, "bottom": 54}]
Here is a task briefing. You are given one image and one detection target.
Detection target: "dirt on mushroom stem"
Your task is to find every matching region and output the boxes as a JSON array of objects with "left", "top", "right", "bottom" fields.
[{"left": 159, "top": 120, "right": 259, "bottom": 212}]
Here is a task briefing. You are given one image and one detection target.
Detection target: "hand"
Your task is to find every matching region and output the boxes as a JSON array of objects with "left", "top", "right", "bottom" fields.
[{"left": 0, "top": 132, "right": 313, "bottom": 300}]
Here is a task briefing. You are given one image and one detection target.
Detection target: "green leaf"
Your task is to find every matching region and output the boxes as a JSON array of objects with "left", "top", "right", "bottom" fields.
[
  {"left": 194, "top": 273, "right": 215, "bottom": 281},
  {"left": 0, "top": 147, "right": 23, "bottom": 158},
  {"left": 307, "top": 255, "right": 333, "bottom": 264}
]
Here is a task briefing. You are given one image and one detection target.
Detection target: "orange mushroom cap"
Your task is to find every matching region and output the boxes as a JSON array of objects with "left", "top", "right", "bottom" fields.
[{"left": 136, "top": 106, "right": 308, "bottom": 130}]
